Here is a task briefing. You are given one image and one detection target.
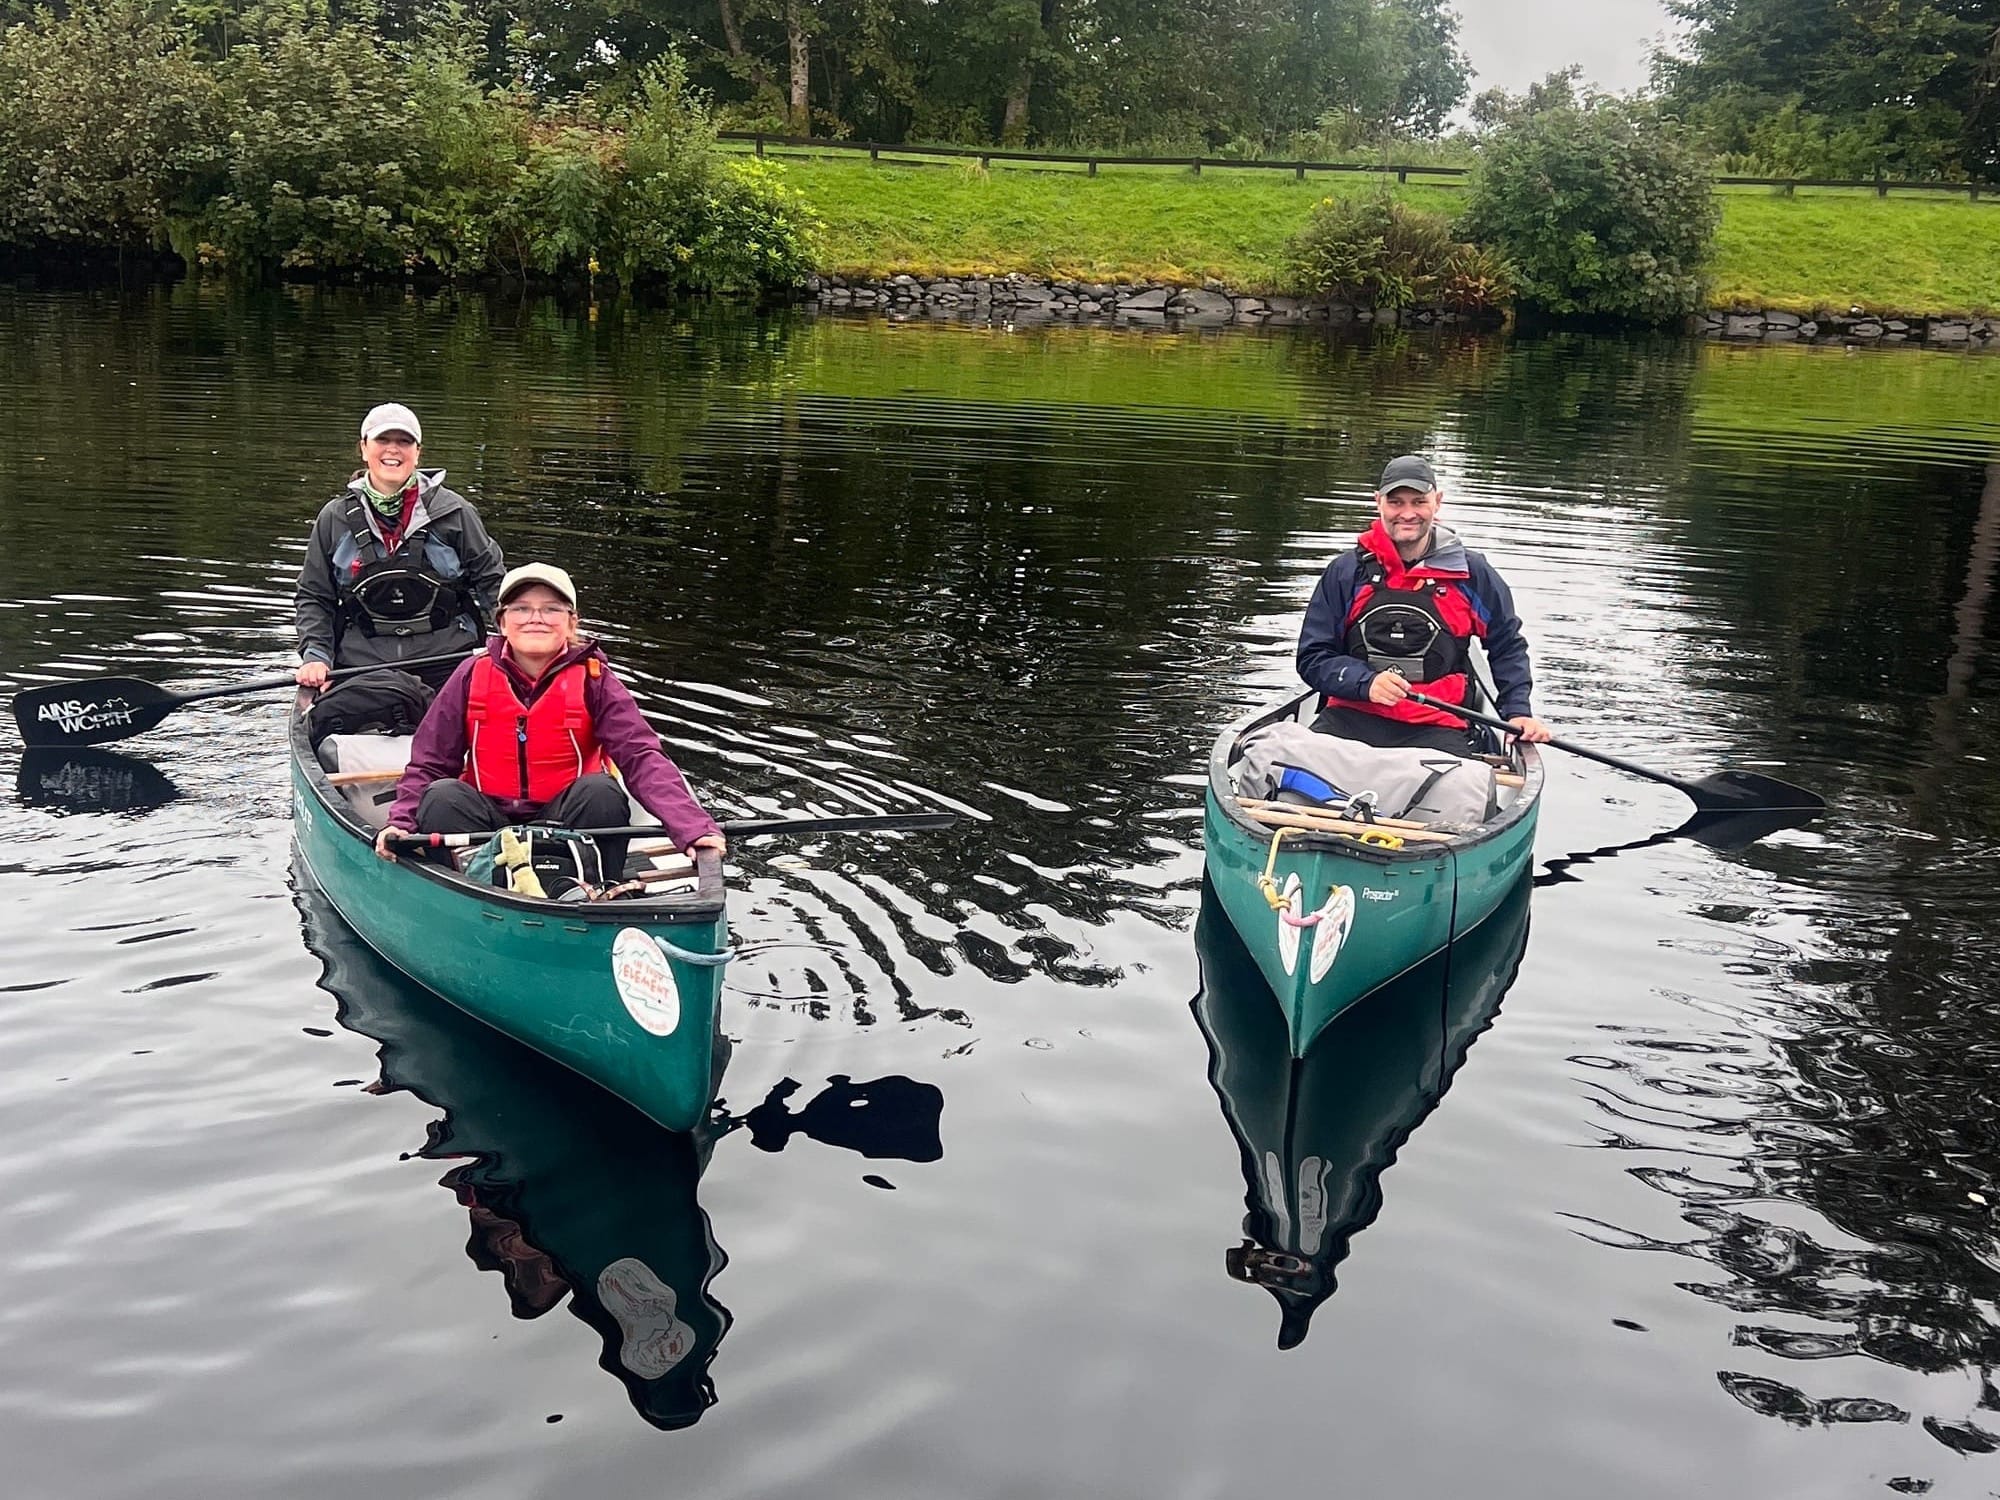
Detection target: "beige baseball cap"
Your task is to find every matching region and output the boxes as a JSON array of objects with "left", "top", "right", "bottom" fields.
[
  {"left": 498, "top": 563, "right": 578, "bottom": 609},
  {"left": 360, "top": 402, "right": 422, "bottom": 443}
]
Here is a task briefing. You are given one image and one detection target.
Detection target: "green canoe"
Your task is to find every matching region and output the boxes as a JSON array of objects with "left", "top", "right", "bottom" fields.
[
  {"left": 1202, "top": 691, "right": 1542, "bottom": 1055},
  {"left": 1193, "top": 876, "right": 1532, "bottom": 1348},
  {"left": 297, "top": 877, "right": 732, "bottom": 1427},
  {"left": 289, "top": 695, "right": 730, "bottom": 1133}
]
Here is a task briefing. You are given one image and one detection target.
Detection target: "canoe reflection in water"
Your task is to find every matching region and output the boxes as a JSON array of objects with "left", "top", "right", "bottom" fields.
[
  {"left": 294, "top": 875, "right": 943, "bottom": 1429},
  {"left": 1193, "top": 878, "right": 1532, "bottom": 1350}
]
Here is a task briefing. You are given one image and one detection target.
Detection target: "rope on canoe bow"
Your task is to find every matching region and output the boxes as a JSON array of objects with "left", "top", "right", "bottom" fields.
[
  {"left": 650, "top": 935, "right": 733, "bottom": 967},
  {"left": 1254, "top": 824, "right": 1403, "bottom": 929},
  {"left": 1257, "top": 828, "right": 1318, "bottom": 922}
]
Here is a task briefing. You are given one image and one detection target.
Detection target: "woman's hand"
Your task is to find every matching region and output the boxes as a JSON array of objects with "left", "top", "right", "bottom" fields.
[
  {"left": 687, "top": 833, "right": 727, "bottom": 858},
  {"left": 297, "top": 660, "right": 331, "bottom": 688},
  {"left": 373, "top": 827, "right": 406, "bottom": 861}
]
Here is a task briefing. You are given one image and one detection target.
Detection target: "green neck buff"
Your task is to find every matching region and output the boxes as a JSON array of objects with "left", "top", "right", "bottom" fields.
[{"left": 361, "top": 472, "right": 417, "bottom": 517}]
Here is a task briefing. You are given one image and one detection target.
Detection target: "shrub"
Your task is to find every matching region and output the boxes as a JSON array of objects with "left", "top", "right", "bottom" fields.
[
  {"left": 1287, "top": 191, "right": 1511, "bottom": 312},
  {"left": 608, "top": 56, "right": 823, "bottom": 292},
  {"left": 1458, "top": 100, "right": 1719, "bottom": 323},
  {"left": 0, "top": 3, "right": 219, "bottom": 251}
]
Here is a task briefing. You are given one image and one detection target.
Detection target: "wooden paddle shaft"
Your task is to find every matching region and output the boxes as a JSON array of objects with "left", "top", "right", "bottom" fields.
[{"left": 1242, "top": 805, "right": 1459, "bottom": 844}]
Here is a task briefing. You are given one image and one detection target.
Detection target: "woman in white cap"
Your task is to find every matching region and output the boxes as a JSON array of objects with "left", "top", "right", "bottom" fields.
[
  {"left": 375, "top": 562, "right": 725, "bottom": 882},
  {"left": 295, "top": 402, "right": 506, "bottom": 691}
]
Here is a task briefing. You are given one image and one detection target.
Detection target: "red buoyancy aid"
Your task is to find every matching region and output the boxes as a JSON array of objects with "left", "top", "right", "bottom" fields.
[
  {"left": 1336, "top": 522, "right": 1484, "bottom": 729},
  {"left": 462, "top": 652, "right": 606, "bottom": 803}
]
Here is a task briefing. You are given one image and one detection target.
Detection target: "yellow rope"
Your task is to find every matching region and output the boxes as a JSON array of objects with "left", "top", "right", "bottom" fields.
[{"left": 1256, "top": 827, "right": 1296, "bottom": 911}]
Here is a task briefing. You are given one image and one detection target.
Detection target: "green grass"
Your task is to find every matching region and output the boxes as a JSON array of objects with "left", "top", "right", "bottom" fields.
[
  {"left": 754, "top": 154, "right": 2000, "bottom": 316},
  {"left": 1708, "top": 187, "right": 2000, "bottom": 316}
]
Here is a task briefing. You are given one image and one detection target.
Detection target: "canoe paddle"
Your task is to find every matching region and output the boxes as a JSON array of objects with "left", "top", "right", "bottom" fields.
[
  {"left": 10, "top": 651, "right": 474, "bottom": 751},
  {"left": 387, "top": 812, "right": 961, "bottom": 849},
  {"left": 1406, "top": 691, "right": 1825, "bottom": 817}
]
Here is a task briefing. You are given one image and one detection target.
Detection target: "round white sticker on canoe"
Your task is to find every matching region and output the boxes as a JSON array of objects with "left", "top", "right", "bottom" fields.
[{"left": 612, "top": 928, "right": 682, "bottom": 1037}]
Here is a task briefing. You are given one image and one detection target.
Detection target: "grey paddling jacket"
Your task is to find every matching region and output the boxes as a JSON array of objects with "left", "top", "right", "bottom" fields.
[{"left": 295, "top": 470, "right": 506, "bottom": 675}]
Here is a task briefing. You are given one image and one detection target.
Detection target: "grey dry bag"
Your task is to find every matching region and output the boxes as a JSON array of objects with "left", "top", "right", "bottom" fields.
[{"left": 1234, "top": 721, "right": 1496, "bottom": 828}]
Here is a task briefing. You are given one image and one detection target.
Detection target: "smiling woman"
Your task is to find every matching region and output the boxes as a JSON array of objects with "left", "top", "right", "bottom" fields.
[
  {"left": 293, "top": 401, "right": 507, "bottom": 691},
  {"left": 374, "top": 562, "right": 728, "bottom": 887}
]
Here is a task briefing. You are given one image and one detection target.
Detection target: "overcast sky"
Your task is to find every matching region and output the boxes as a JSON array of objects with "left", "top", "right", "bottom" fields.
[{"left": 1454, "top": 0, "right": 1677, "bottom": 99}]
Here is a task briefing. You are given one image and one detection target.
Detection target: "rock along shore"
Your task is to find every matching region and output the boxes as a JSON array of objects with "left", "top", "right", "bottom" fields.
[
  {"left": 1699, "top": 308, "right": 2000, "bottom": 347},
  {"left": 810, "top": 271, "right": 1498, "bottom": 328},
  {"left": 813, "top": 272, "right": 2000, "bottom": 348}
]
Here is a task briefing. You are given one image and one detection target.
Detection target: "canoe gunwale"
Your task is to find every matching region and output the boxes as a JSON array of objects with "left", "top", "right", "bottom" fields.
[
  {"left": 286, "top": 697, "right": 726, "bottom": 925},
  {"left": 1204, "top": 690, "right": 1544, "bottom": 859}
]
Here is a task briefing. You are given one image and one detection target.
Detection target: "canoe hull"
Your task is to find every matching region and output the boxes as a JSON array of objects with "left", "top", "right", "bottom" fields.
[
  {"left": 1202, "top": 694, "right": 1541, "bottom": 1055},
  {"left": 290, "top": 739, "right": 727, "bottom": 1133}
]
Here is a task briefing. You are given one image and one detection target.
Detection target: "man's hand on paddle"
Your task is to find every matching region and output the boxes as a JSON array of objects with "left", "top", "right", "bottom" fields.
[
  {"left": 688, "top": 833, "right": 727, "bottom": 857},
  {"left": 1507, "top": 716, "right": 1552, "bottom": 743},
  {"left": 296, "top": 660, "right": 331, "bottom": 688},
  {"left": 373, "top": 827, "right": 405, "bottom": 861},
  {"left": 1367, "top": 668, "right": 1410, "bottom": 707}
]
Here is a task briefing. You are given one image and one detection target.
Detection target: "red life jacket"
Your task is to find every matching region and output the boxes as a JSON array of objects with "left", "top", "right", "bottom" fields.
[
  {"left": 1336, "top": 522, "right": 1484, "bottom": 729},
  {"left": 461, "top": 652, "right": 605, "bottom": 803}
]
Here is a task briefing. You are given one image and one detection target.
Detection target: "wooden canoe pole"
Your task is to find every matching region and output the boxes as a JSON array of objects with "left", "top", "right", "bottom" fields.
[{"left": 1241, "top": 805, "right": 1459, "bottom": 844}]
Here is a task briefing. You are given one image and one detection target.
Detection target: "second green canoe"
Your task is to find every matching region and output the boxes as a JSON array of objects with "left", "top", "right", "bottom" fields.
[{"left": 1203, "top": 691, "right": 1542, "bottom": 1056}]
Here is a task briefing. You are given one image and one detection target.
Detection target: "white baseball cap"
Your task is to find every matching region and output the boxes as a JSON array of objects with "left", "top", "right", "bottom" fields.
[
  {"left": 360, "top": 402, "right": 422, "bottom": 444},
  {"left": 498, "top": 563, "right": 578, "bottom": 609}
]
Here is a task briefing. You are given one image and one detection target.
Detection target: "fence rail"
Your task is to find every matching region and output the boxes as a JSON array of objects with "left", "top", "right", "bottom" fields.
[{"left": 719, "top": 131, "right": 1998, "bottom": 198}]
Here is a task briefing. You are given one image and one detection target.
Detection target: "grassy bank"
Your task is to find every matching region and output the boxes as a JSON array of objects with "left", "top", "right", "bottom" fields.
[{"left": 758, "top": 153, "right": 2000, "bottom": 317}]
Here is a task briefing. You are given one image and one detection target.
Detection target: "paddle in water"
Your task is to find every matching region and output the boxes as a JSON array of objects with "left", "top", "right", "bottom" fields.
[
  {"left": 1405, "top": 690, "right": 1825, "bottom": 817},
  {"left": 10, "top": 651, "right": 474, "bottom": 751}
]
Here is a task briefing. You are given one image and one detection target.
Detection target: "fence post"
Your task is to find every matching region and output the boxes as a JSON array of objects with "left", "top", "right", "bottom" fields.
[
  {"left": 1088, "top": 159, "right": 1097, "bottom": 177},
  {"left": 1295, "top": 163, "right": 1305, "bottom": 181},
  {"left": 1876, "top": 167, "right": 1886, "bottom": 198},
  {"left": 754, "top": 133, "right": 765, "bottom": 158},
  {"left": 1397, "top": 168, "right": 1408, "bottom": 184},
  {"left": 1192, "top": 156, "right": 1201, "bottom": 177},
  {"left": 980, "top": 154, "right": 990, "bottom": 170},
  {"left": 870, "top": 142, "right": 880, "bottom": 163},
  {"left": 1973, "top": 184, "right": 1983, "bottom": 202}
]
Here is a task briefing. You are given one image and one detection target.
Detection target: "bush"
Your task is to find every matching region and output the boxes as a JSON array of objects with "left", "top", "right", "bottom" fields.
[
  {"left": 1287, "top": 191, "right": 1510, "bottom": 312},
  {"left": 1458, "top": 100, "right": 1719, "bottom": 323},
  {"left": 608, "top": 56, "right": 822, "bottom": 292},
  {"left": 0, "top": 3, "right": 219, "bottom": 252}
]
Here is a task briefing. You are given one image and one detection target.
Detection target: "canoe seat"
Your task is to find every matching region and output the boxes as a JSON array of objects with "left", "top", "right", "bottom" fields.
[{"left": 320, "top": 733, "right": 414, "bottom": 830}]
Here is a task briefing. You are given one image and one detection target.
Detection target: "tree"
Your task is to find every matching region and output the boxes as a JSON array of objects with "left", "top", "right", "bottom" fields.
[
  {"left": 1458, "top": 99, "right": 1721, "bottom": 324},
  {"left": 1656, "top": 0, "right": 2000, "bottom": 177}
]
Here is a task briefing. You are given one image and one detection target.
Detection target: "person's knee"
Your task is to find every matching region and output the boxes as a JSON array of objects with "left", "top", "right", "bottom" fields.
[
  {"left": 416, "top": 778, "right": 494, "bottom": 832},
  {"left": 567, "top": 773, "right": 630, "bottom": 823}
]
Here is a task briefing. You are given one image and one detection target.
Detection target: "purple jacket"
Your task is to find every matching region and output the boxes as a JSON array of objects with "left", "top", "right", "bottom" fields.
[{"left": 387, "top": 638, "right": 721, "bottom": 851}]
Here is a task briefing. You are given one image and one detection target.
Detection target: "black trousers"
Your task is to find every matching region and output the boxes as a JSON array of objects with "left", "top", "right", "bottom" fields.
[
  {"left": 1311, "top": 704, "right": 1486, "bottom": 757},
  {"left": 416, "top": 773, "right": 634, "bottom": 874}
]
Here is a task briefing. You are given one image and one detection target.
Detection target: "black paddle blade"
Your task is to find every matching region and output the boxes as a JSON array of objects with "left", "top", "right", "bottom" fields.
[
  {"left": 1675, "top": 804, "right": 1822, "bottom": 849},
  {"left": 11, "top": 678, "right": 178, "bottom": 749},
  {"left": 1684, "top": 770, "right": 1827, "bottom": 816}
]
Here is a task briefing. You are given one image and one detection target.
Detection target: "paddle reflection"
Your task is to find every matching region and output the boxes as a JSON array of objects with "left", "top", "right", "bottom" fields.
[
  {"left": 1194, "top": 879, "right": 1532, "bottom": 1349},
  {"left": 15, "top": 746, "right": 178, "bottom": 815}
]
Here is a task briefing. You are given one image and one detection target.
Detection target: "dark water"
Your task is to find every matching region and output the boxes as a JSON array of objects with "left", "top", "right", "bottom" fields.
[{"left": 5, "top": 284, "right": 2000, "bottom": 1498}]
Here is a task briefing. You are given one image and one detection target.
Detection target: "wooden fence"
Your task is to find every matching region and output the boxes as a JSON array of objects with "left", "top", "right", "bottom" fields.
[{"left": 719, "top": 131, "right": 1999, "bottom": 199}]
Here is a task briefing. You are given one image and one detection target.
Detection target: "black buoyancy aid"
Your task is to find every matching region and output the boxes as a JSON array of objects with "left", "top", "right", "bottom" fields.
[
  {"left": 1342, "top": 550, "right": 1476, "bottom": 684},
  {"left": 337, "top": 495, "right": 478, "bottom": 639}
]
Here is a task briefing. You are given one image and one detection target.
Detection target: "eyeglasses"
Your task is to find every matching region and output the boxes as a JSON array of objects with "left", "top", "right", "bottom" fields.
[{"left": 500, "top": 603, "right": 574, "bottom": 620}]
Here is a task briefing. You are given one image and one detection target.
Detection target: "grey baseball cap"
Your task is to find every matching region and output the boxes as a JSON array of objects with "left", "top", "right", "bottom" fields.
[{"left": 1377, "top": 455, "right": 1437, "bottom": 494}]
